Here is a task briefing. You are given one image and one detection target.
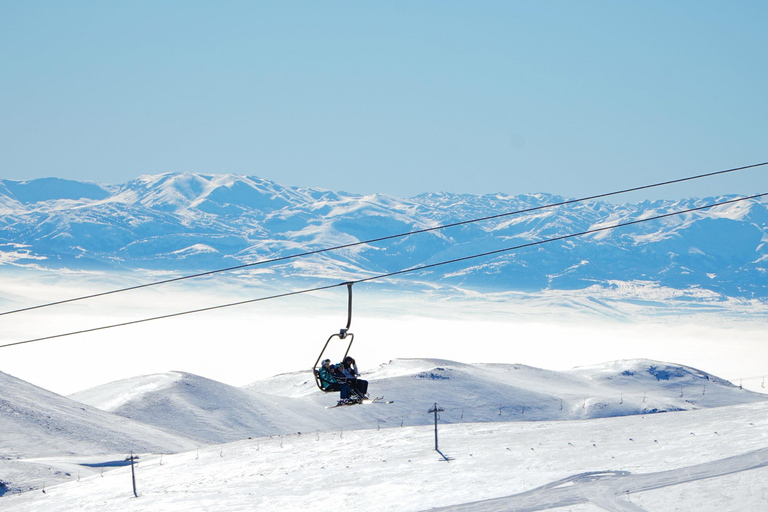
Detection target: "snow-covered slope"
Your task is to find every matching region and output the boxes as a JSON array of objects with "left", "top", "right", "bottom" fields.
[
  {"left": 0, "top": 370, "right": 201, "bottom": 495},
  {"left": 4, "top": 358, "right": 767, "bottom": 506},
  {"left": 69, "top": 371, "right": 325, "bottom": 443},
  {"left": 0, "top": 370, "right": 198, "bottom": 459},
  {"left": 2, "top": 399, "right": 767, "bottom": 511},
  {"left": 65, "top": 358, "right": 767, "bottom": 454},
  {"left": 247, "top": 358, "right": 767, "bottom": 423},
  {"left": 0, "top": 173, "right": 766, "bottom": 298}
]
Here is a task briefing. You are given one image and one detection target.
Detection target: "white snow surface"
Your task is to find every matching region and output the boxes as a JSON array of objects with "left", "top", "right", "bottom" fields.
[
  {"left": 0, "top": 370, "right": 199, "bottom": 495},
  {"left": 3, "top": 358, "right": 767, "bottom": 509},
  {"left": 68, "top": 371, "right": 321, "bottom": 444},
  {"left": 1, "top": 397, "right": 767, "bottom": 511},
  {"left": 69, "top": 358, "right": 767, "bottom": 447},
  {"left": 0, "top": 370, "right": 197, "bottom": 459},
  {"left": 245, "top": 358, "right": 766, "bottom": 422}
]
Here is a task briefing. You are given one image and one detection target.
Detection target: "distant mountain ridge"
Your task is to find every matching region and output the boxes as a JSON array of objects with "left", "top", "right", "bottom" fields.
[{"left": 0, "top": 173, "right": 766, "bottom": 298}]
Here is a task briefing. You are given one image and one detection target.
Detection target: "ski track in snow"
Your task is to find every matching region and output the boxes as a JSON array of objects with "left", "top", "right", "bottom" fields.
[{"left": 430, "top": 448, "right": 768, "bottom": 511}]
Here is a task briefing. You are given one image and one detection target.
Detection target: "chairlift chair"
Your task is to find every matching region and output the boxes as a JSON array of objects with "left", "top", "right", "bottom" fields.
[{"left": 313, "top": 283, "right": 359, "bottom": 395}]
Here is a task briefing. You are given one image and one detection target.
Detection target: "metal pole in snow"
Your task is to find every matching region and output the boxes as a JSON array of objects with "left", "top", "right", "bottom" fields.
[
  {"left": 127, "top": 452, "right": 138, "bottom": 498},
  {"left": 428, "top": 403, "right": 450, "bottom": 461},
  {"left": 429, "top": 403, "right": 441, "bottom": 450}
]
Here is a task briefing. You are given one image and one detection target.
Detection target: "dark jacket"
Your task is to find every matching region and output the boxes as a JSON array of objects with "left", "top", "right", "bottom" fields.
[{"left": 318, "top": 365, "right": 338, "bottom": 389}]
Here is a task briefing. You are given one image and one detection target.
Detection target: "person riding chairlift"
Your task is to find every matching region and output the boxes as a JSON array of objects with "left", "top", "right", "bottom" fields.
[
  {"left": 340, "top": 356, "right": 368, "bottom": 398},
  {"left": 318, "top": 359, "right": 352, "bottom": 402}
]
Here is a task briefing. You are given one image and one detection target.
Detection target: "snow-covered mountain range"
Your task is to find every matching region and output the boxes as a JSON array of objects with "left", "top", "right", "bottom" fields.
[{"left": 1, "top": 173, "right": 766, "bottom": 298}]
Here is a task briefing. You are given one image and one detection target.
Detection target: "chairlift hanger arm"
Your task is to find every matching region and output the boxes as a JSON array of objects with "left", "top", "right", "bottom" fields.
[{"left": 340, "top": 282, "right": 352, "bottom": 338}]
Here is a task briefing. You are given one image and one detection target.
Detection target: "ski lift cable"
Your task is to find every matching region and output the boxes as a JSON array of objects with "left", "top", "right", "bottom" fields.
[
  {"left": 738, "top": 375, "right": 768, "bottom": 382},
  {"left": 0, "top": 161, "right": 765, "bottom": 318},
  {"left": 0, "top": 192, "right": 764, "bottom": 350},
  {"left": 0, "top": 282, "right": 343, "bottom": 349}
]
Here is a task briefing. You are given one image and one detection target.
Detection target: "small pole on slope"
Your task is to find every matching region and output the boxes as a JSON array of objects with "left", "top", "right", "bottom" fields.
[
  {"left": 428, "top": 403, "right": 451, "bottom": 461},
  {"left": 126, "top": 452, "right": 139, "bottom": 498}
]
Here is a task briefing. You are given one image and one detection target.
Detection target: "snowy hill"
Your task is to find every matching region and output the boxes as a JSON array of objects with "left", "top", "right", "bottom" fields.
[
  {"left": 69, "top": 371, "right": 326, "bottom": 444},
  {"left": 67, "top": 358, "right": 767, "bottom": 449},
  {"left": 1, "top": 399, "right": 767, "bottom": 511},
  {"left": 0, "top": 370, "right": 199, "bottom": 495},
  {"left": 0, "top": 370, "right": 198, "bottom": 459},
  {"left": 247, "top": 358, "right": 767, "bottom": 423},
  {"left": 0, "top": 173, "right": 766, "bottom": 298},
  {"left": 4, "top": 359, "right": 767, "bottom": 507}
]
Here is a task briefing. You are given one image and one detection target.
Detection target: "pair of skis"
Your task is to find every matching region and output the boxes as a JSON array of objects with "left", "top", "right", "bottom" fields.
[{"left": 327, "top": 396, "right": 394, "bottom": 408}]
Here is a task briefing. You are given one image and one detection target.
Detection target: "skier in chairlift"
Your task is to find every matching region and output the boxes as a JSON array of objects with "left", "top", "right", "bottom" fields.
[
  {"left": 340, "top": 356, "right": 368, "bottom": 399},
  {"left": 318, "top": 359, "right": 353, "bottom": 403}
]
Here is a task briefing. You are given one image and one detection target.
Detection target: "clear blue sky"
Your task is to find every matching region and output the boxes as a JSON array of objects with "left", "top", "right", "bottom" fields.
[{"left": 1, "top": 1, "right": 766, "bottom": 200}]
